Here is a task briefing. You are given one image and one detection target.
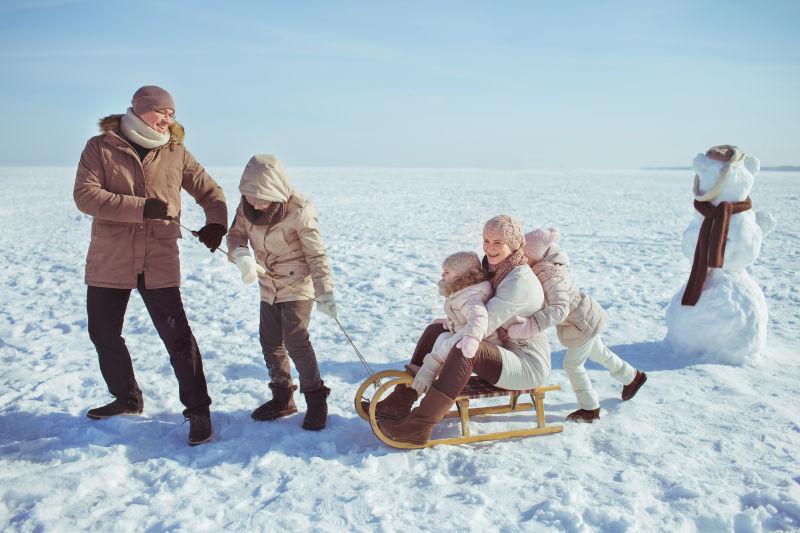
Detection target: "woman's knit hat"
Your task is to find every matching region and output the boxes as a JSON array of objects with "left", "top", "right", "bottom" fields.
[
  {"left": 132, "top": 85, "right": 175, "bottom": 115},
  {"left": 523, "top": 227, "right": 560, "bottom": 263},
  {"left": 483, "top": 215, "right": 524, "bottom": 250}
]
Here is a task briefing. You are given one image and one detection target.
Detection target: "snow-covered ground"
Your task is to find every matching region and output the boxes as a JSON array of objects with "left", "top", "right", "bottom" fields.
[{"left": 1, "top": 166, "right": 798, "bottom": 532}]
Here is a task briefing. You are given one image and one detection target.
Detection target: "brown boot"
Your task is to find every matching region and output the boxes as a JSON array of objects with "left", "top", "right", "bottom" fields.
[
  {"left": 622, "top": 371, "right": 647, "bottom": 401},
  {"left": 251, "top": 384, "right": 298, "bottom": 421},
  {"left": 361, "top": 384, "right": 419, "bottom": 421},
  {"left": 377, "top": 386, "right": 455, "bottom": 445},
  {"left": 566, "top": 408, "right": 600, "bottom": 423},
  {"left": 302, "top": 385, "right": 331, "bottom": 431}
]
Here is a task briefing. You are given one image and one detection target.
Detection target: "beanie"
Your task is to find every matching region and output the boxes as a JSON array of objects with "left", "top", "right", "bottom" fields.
[
  {"left": 483, "top": 215, "right": 524, "bottom": 250},
  {"left": 132, "top": 85, "right": 175, "bottom": 115},
  {"left": 523, "top": 228, "right": 560, "bottom": 263}
]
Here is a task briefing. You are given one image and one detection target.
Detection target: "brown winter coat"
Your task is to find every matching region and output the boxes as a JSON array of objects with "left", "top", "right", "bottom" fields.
[
  {"left": 73, "top": 115, "right": 227, "bottom": 289},
  {"left": 227, "top": 155, "right": 333, "bottom": 304}
]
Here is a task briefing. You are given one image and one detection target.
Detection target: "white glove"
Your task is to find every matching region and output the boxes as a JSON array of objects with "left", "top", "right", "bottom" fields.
[
  {"left": 316, "top": 292, "right": 338, "bottom": 319},
  {"left": 232, "top": 247, "right": 258, "bottom": 284},
  {"left": 411, "top": 357, "right": 438, "bottom": 395},
  {"left": 456, "top": 335, "right": 480, "bottom": 359}
]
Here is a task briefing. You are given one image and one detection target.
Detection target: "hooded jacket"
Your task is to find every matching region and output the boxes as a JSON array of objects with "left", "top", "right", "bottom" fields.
[
  {"left": 73, "top": 115, "right": 227, "bottom": 289},
  {"left": 227, "top": 155, "right": 334, "bottom": 304}
]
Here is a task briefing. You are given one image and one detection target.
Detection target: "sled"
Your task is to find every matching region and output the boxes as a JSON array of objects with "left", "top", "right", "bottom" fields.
[{"left": 355, "top": 369, "right": 563, "bottom": 449}]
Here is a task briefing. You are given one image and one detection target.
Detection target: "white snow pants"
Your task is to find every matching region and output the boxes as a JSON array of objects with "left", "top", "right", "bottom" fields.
[{"left": 563, "top": 335, "right": 636, "bottom": 410}]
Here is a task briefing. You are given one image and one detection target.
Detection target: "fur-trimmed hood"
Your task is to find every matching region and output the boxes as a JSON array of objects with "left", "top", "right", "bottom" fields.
[{"left": 98, "top": 114, "right": 185, "bottom": 145}]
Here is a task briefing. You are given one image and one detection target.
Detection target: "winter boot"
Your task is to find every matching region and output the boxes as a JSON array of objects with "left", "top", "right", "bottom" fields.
[
  {"left": 377, "top": 386, "right": 455, "bottom": 446},
  {"left": 361, "top": 384, "right": 419, "bottom": 421},
  {"left": 302, "top": 385, "right": 331, "bottom": 431},
  {"left": 86, "top": 399, "right": 143, "bottom": 420},
  {"left": 187, "top": 414, "right": 213, "bottom": 446},
  {"left": 566, "top": 408, "right": 601, "bottom": 423},
  {"left": 621, "top": 370, "right": 647, "bottom": 401},
  {"left": 251, "top": 384, "right": 298, "bottom": 421}
]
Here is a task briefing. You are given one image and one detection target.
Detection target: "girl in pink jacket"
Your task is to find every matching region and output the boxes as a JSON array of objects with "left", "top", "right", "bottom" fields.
[
  {"left": 507, "top": 228, "right": 647, "bottom": 423},
  {"left": 411, "top": 251, "right": 493, "bottom": 395}
]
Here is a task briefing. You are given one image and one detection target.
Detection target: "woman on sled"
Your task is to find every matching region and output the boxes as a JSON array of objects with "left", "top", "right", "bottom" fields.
[{"left": 372, "top": 215, "right": 551, "bottom": 446}]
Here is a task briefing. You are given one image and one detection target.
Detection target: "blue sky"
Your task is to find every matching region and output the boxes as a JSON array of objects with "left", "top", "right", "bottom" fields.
[{"left": 1, "top": 0, "right": 798, "bottom": 168}]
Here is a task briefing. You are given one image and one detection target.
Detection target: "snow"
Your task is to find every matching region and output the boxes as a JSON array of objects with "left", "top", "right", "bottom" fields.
[
  {"left": 667, "top": 152, "right": 772, "bottom": 365},
  {"left": 1, "top": 166, "right": 798, "bottom": 531}
]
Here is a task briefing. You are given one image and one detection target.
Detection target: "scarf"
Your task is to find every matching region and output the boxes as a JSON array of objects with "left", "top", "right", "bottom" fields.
[
  {"left": 532, "top": 261, "right": 567, "bottom": 284},
  {"left": 485, "top": 248, "right": 527, "bottom": 291},
  {"left": 120, "top": 108, "right": 170, "bottom": 149},
  {"left": 681, "top": 197, "right": 752, "bottom": 306},
  {"left": 242, "top": 195, "right": 287, "bottom": 226}
]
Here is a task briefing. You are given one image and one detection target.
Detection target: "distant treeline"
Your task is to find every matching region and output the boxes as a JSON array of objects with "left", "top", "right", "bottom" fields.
[{"left": 643, "top": 166, "right": 800, "bottom": 172}]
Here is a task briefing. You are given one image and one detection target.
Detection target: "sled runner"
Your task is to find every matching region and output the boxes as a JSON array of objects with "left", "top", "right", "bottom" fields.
[{"left": 355, "top": 370, "right": 563, "bottom": 449}]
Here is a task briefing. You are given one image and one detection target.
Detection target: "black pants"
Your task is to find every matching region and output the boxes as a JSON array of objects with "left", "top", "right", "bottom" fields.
[
  {"left": 87, "top": 274, "right": 211, "bottom": 416},
  {"left": 409, "top": 323, "right": 503, "bottom": 399},
  {"left": 259, "top": 300, "right": 323, "bottom": 393}
]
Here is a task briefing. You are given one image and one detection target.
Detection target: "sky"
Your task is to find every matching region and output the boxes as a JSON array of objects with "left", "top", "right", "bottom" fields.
[{"left": 1, "top": 0, "right": 798, "bottom": 169}]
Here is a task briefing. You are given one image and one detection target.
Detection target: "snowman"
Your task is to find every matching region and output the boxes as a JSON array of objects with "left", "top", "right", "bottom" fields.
[{"left": 665, "top": 145, "right": 776, "bottom": 365}]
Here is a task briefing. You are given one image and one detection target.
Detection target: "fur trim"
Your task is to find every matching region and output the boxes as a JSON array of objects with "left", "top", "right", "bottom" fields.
[
  {"left": 98, "top": 114, "right": 184, "bottom": 145},
  {"left": 440, "top": 267, "right": 488, "bottom": 296}
]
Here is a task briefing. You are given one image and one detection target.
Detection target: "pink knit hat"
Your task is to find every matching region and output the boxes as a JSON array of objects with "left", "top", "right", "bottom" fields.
[
  {"left": 132, "top": 85, "right": 175, "bottom": 115},
  {"left": 443, "top": 251, "right": 482, "bottom": 275},
  {"left": 483, "top": 215, "right": 525, "bottom": 250},
  {"left": 523, "top": 227, "right": 560, "bottom": 263}
]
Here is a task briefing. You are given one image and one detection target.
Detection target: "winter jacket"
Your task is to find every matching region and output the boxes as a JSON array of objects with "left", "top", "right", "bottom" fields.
[
  {"left": 73, "top": 115, "right": 227, "bottom": 289},
  {"left": 430, "top": 280, "right": 493, "bottom": 359},
  {"left": 531, "top": 244, "right": 608, "bottom": 348},
  {"left": 484, "top": 265, "right": 552, "bottom": 390},
  {"left": 227, "top": 156, "right": 333, "bottom": 304}
]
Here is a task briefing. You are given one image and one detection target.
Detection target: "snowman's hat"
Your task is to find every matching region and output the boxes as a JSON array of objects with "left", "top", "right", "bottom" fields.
[{"left": 692, "top": 144, "right": 746, "bottom": 202}]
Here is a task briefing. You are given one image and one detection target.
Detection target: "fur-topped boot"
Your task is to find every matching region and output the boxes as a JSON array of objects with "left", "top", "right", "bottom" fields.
[
  {"left": 377, "top": 386, "right": 455, "bottom": 445},
  {"left": 361, "top": 384, "right": 419, "bottom": 421},
  {"left": 251, "top": 384, "right": 298, "bottom": 421},
  {"left": 302, "top": 385, "right": 331, "bottom": 431}
]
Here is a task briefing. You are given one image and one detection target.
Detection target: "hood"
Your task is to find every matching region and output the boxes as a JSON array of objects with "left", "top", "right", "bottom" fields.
[
  {"left": 239, "top": 154, "right": 292, "bottom": 203},
  {"left": 539, "top": 242, "right": 570, "bottom": 268},
  {"left": 98, "top": 114, "right": 185, "bottom": 144}
]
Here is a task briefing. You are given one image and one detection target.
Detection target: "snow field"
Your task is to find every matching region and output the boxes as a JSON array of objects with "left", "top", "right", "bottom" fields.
[{"left": 0, "top": 166, "right": 798, "bottom": 531}]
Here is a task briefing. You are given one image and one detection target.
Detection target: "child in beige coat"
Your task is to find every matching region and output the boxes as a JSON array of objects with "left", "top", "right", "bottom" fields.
[
  {"left": 227, "top": 154, "right": 336, "bottom": 430},
  {"left": 507, "top": 228, "right": 647, "bottom": 422},
  {"left": 411, "top": 252, "right": 493, "bottom": 395}
]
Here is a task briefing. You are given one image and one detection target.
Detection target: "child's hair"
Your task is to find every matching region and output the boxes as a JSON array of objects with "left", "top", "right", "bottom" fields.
[{"left": 440, "top": 251, "right": 488, "bottom": 295}]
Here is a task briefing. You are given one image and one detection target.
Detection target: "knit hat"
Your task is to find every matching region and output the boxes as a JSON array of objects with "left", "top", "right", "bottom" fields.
[
  {"left": 523, "top": 227, "right": 560, "bottom": 263},
  {"left": 443, "top": 251, "right": 482, "bottom": 275},
  {"left": 132, "top": 85, "right": 175, "bottom": 115},
  {"left": 483, "top": 215, "right": 524, "bottom": 250}
]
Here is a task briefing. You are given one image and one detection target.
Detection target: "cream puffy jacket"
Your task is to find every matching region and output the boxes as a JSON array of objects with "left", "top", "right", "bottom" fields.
[
  {"left": 227, "top": 155, "right": 333, "bottom": 304},
  {"left": 484, "top": 265, "right": 552, "bottom": 390},
  {"left": 529, "top": 244, "right": 608, "bottom": 348}
]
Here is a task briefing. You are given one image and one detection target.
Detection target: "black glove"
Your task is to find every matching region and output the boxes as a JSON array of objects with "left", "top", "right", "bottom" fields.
[
  {"left": 143, "top": 198, "right": 170, "bottom": 220},
  {"left": 196, "top": 223, "right": 227, "bottom": 252}
]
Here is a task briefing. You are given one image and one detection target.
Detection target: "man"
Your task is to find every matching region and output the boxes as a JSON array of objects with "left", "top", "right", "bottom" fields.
[{"left": 74, "top": 85, "right": 227, "bottom": 446}]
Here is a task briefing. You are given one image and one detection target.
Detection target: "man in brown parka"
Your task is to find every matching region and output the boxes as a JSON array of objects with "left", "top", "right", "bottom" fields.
[{"left": 73, "top": 85, "right": 227, "bottom": 446}]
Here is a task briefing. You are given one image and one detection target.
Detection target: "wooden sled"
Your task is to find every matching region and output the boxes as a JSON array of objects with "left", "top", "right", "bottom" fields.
[{"left": 355, "top": 370, "right": 563, "bottom": 449}]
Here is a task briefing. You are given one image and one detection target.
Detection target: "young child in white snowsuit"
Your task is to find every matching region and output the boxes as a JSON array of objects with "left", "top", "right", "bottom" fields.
[
  {"left": 411, "top": 251, "right": 493, "bottom": 395},
  {"left": 227, "top": 154, "right": 337, "bottom": 430},
  {"left": 507, "top": 228, "right": 647, "bottom": 422}
]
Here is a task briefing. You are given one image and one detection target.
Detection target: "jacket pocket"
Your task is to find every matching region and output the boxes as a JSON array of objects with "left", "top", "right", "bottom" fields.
[
  {"left": 150, "top": 221, "right": 182, "bottom": 239},
  {"left": 87, "top": 222, "right": 134, "bottom": 279},
  {"left": 271, "top": 261, "right": 310, "bottom": 278}
]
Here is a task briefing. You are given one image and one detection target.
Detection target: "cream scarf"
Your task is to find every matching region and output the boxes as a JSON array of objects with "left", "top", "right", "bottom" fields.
[{"left": 120, "top": 108, "right": 170, "bottom": 149}]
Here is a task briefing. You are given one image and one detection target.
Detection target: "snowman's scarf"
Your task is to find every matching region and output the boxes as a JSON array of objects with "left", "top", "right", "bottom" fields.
[{"left": 682, "top": 197, "right": 752, "bottom": 306}]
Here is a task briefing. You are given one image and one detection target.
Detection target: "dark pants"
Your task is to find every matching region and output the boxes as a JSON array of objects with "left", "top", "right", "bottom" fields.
[
  {"left": 259, "top": 300, "right": 323, "bottom": 393},
  {"left": 86, "top": 274, "right": 211, "bottom": 417},
  {"left": 410, "top": 323, "right": 503, "bottom": 399}
]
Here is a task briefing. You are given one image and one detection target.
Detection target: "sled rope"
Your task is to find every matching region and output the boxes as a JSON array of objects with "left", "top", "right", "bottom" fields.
[{"left": 178, "top": 222, "right": 377, "bottom": 380}]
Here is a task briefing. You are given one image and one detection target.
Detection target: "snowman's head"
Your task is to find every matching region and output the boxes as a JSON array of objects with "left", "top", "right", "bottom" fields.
[{"left": 692, "top": 145, "right": 759, "bottom": 204}]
